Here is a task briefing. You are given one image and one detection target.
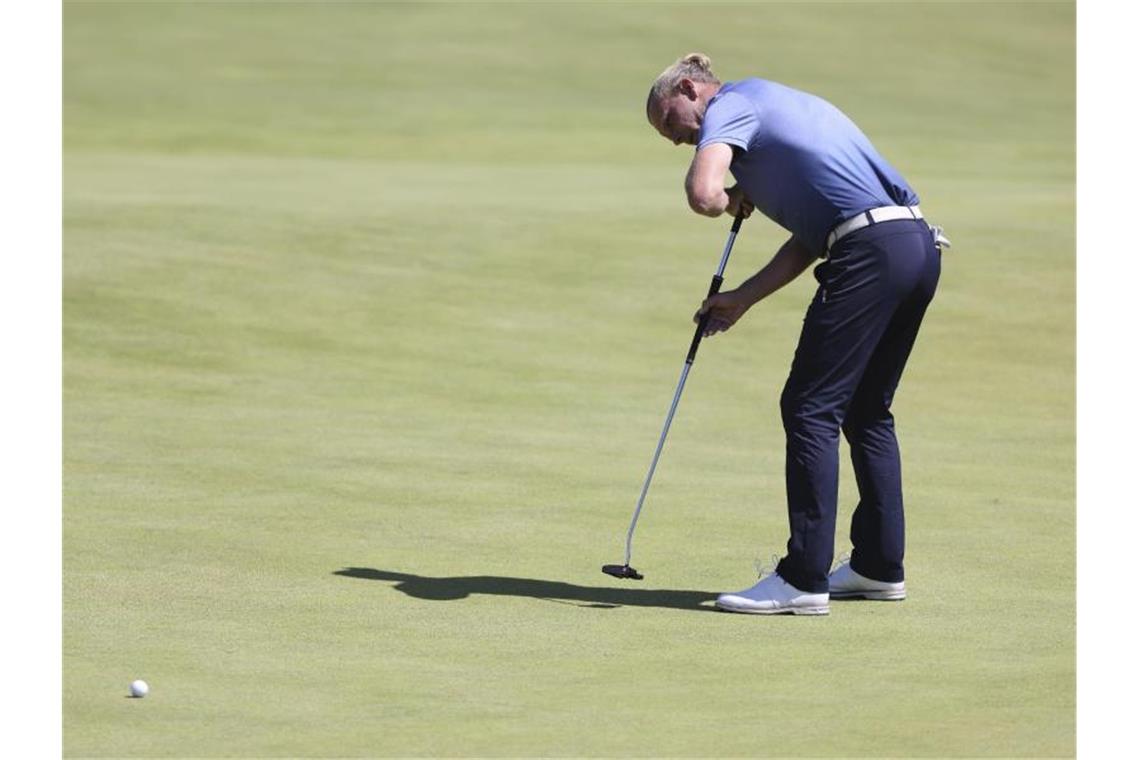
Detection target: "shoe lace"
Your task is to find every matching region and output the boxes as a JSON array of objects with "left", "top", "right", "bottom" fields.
[
  {"left": 753, "top": 553, "right": 781, "bottom": 579},
  {"left": 831, "top": 551, "right": 851, "bottom": 573}
]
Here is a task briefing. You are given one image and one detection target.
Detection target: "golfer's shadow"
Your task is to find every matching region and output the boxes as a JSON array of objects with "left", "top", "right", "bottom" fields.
[{"left": 333, "top": 568, "right": 717, "bottom": 612}]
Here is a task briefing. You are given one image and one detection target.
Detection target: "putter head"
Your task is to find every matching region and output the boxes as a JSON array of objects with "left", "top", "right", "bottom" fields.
[{"left": 602, "top": 564, "right": 643, "bottom": 580}]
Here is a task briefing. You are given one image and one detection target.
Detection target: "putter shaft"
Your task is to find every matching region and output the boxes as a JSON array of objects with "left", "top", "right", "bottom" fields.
[
  {"left": 623, "top": 361, "right": 692, "bottom": 566},
  {"left": 619, "top": 213, "right": 745, "bottom": 569}
]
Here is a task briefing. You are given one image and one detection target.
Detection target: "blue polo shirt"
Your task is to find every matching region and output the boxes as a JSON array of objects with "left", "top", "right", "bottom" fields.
[{"left": 697, "top": 78, "right": 919, "bottom": 255}]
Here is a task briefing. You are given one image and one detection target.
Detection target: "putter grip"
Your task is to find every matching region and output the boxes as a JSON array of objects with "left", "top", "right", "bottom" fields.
[
  {"left": 686, "top": 275, "right": 724, "bottom": 364},
  {"left": 730, "top": 212, "right": 744, "bottom": 234}
]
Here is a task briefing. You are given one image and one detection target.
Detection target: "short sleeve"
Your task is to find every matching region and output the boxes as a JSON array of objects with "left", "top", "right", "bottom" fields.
[{"left": 697, "top": 92, "right": 760, "bottom": 152}]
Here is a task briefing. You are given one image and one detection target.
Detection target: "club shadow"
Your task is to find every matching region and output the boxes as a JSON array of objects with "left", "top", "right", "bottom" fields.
[{"left": 333, "top": 568, "right": 718, "bottom": 612}]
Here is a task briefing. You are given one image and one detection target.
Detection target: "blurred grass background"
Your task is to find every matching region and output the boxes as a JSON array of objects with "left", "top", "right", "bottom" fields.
[{"left": 64, "top": 1, "right": 1074, "bottom": 756}]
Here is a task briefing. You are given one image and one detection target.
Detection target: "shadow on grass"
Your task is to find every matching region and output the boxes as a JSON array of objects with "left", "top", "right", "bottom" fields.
[{"left": 333, "top": 568, "right": 718, "bottom": 612}]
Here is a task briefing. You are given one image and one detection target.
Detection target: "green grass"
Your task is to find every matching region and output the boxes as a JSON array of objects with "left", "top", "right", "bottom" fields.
[{"left": 64, "top": 1, "right": 1074, "bottom": 756}]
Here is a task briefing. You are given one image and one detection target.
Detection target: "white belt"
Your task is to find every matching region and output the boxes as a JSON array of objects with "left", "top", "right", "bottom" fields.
[{"left": 826, "top": 205, "right": 924, "bottom": 253}]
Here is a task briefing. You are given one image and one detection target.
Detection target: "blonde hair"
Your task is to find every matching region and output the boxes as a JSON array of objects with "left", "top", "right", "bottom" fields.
[{"left": 649, "top": 53, "right": 721, "bottom": 103}]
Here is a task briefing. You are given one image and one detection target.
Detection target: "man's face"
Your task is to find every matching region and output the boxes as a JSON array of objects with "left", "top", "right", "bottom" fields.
[{"left": 649, "top": 83, "right": 706, "bottom": 146}]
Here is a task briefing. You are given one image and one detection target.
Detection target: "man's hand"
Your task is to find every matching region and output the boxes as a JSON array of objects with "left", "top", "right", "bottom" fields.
[
  {"left": 694, "top": 288, "right": 754, "bottom": 337},
  {"left": 725, "top": 185, "right": 754, "bottom": 219}
]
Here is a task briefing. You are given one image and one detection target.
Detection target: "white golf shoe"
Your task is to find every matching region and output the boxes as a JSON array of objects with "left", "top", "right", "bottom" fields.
[
  {"left": 715, "top": 572, "right": 830, "bottom": 615},
  {"left": 827, "top": 560, "right": 906, "bottom": 601}
]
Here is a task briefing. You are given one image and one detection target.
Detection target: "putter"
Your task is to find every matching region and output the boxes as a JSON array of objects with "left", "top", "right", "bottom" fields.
[{"left": 603, "top": 212, "right": 745, "bottom": 581}]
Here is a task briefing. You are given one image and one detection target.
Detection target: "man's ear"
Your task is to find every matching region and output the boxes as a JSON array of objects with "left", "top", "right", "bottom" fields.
[{"left": 678, "top": 78, "right": 698, "bottom": 100}]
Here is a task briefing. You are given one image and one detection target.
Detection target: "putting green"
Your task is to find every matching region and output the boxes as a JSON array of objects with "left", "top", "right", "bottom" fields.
[{"left": 64, "top": 2, "right": 1074, "bottom": 756}]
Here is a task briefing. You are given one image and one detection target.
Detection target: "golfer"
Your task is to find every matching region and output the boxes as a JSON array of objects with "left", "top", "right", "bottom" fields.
[{"left": 646, "top": 54, "right": 946, "bottom": 615}]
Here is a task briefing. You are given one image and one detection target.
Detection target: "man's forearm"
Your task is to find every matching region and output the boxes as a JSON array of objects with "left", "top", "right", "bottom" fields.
[
  {"left": 737, "top": 236, "right": 817, "bottom": 305},
  {"left": 685, "top": 165, "right": 729, "bottom": 216},
  {"left": 685, "top": 143, "right": 734, "bottom": 216},
  {"left": 688, "top": 189, "right": 729, "bottom": 217}
]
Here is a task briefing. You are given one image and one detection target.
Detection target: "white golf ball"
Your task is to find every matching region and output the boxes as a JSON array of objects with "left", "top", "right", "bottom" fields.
[{"left": 130, "top": 679, "right": 149, "bottom": 698}]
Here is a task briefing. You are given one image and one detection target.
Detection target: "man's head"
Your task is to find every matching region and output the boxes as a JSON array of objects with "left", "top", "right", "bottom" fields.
[{"left": 646, "top": 53, "right": 722, "bottom": 146}]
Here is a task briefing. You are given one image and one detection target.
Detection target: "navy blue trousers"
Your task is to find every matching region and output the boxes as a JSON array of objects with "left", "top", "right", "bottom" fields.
[{"left": 775, "top": 219, "right": 940, "bottom": 594}]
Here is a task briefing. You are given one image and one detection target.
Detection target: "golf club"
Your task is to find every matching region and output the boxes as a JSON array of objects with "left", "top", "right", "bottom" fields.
[{"left": 603, "top": 211, "right": 746, "bottom": 581}]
